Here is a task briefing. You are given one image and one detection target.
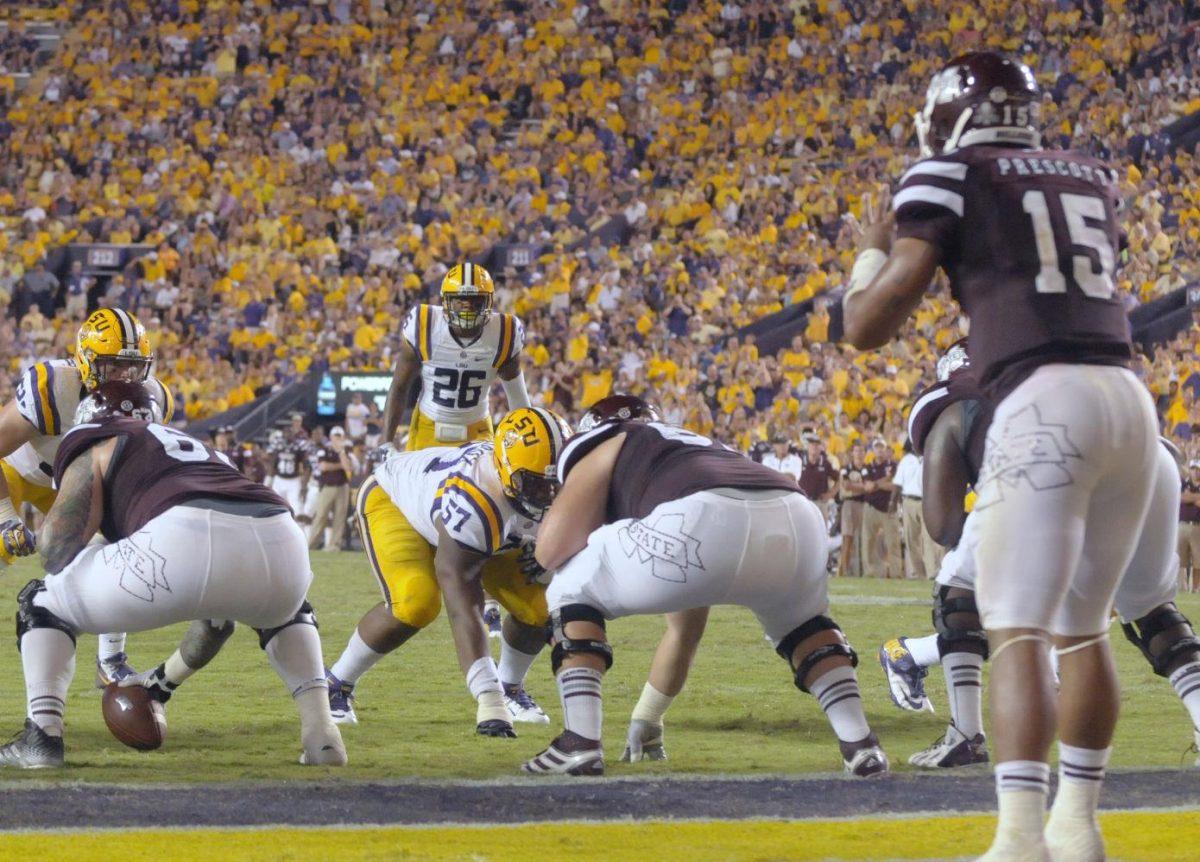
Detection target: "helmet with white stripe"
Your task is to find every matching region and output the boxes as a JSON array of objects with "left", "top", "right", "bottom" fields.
[
  {"left": 440, "top": 262, "right": 495, "bottom": 336},
  {"left": 75, "top": 308, "right": 153, "bottom": 391},
  {"left": 915, "top": 52, "right": 1041, "bottom": 158}
]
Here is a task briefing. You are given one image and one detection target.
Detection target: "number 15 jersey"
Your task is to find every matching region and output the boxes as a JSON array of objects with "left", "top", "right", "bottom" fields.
[
  {"left": 894, "top": 145, "right": 1130, "bottom": 392},
  {"left": 402, "top": 304, "right": 524, "bottom": 425}
]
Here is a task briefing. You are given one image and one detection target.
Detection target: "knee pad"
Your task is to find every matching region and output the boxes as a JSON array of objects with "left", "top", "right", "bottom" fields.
[
  {"left": 933, "top": 586, "right": 989, "bottom": 659},
  {"left": 256, "top": 600, "right": 318, "bottom": 650},
  {"left": 1121, "top": 603, "right": 1200, "bottom": 677},
  {"left": 549, "top": 604, "right": 613, "bottom": 673},
  {"left": 776, "top": 615, "right": 857, "bottom": 693},
  {"left": 15, "top": 579, "right": 76, "bottom": 649}
]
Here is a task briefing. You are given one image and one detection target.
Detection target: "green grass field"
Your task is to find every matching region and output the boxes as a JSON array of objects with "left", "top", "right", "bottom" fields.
[{"left": 0, "top": 552, "right": 1196, "bottom": 783}]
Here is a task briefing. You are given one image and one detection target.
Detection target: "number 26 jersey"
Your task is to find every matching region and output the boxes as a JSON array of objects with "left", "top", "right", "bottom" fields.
[
  {"left": 401, "top": 304, "right": 524, "bottom": 425},
  {"left": 893, "top": 145, "right": 1131, "bottom": 391}
]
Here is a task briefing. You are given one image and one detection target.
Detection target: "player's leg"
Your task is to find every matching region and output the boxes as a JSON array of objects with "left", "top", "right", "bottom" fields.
[
  {"left": 326, "top": 479, "right": 438, "bottom": 724},
  {"left": 481, "top": 553, "right": 551, "bottom": 724},
  {"left": 838, "top": 500, "right": 859, "bottom": 577},
  {"left": 328, "top": 485, "right": 350, "bottom": 550},
  {"left": 623, "top": 607, "right": 710, "bottom": 763},
  {"left": 307, "top": 485, "right": 334, "bottom": 549},
  {"left": 902, "top": 497, "right": 926, "bottom": 580}
]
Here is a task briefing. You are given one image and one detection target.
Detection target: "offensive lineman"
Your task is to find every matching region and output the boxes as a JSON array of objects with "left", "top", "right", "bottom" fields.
[
  {"left": 880, "top": 343, "right": 1200, "bottom": 770},
  {"left": 0, "top": 382, "right": 345, "bottom": 768},
  {"left": 523, "top": 411, "right": 887, "bottom": 777},
  {"left": 0, "top": 308, "right": 174, "bottom": 686},
  {"left": 325, "top": 408, "right": 568, "bottom": 734},
  {"left": 844, "top": 52, "right": 1157, "bottom": 861}
]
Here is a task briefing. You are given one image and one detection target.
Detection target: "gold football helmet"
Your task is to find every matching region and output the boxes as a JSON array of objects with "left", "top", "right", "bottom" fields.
[
  {"left": 441, "top": 262, "right": 495, "bottom": 334},
  {"left": 75, "top": 308, "right": 153, "bottom": 391},
  {"left": 494, "top": 407, "right": 571, "bottom": 520}
]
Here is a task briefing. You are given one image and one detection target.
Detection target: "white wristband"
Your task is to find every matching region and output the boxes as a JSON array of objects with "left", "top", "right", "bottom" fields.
[
  {"left": 842, "top": 248, "right": 888, "bottom": 307},
  {"left": 630, "top": 682, "right": 675, "bottom": 724},
  {"left": 0, "top": 497, "right": 17, "bottom": 523}
]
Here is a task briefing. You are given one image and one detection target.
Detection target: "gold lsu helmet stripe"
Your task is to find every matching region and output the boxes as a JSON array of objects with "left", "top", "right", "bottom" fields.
[
  {"left": 527, "top": 407, "right": 567, "bottom": 465},
  {"left": 111, "top": 307, "right": 138, "bottom": 347}
]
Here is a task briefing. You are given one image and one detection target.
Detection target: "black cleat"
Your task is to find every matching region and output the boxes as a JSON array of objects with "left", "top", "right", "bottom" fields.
[
  {"left": 0, "top": 719, "right": 64, "bottom": 769},
  {"left": 476, "top": 718, "right": 517, "bottom": 738}
]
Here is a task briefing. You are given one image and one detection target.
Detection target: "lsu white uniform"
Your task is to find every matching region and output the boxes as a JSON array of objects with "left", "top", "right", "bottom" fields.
[
  {"left": 401, "top": 304, "right": 524, "bottom": 449},
  {"left": 355, "top": 441, "right": 546, "bottom": 628},
  {"left": 5, "top": 358, "right": 174, "bottom": 514}
]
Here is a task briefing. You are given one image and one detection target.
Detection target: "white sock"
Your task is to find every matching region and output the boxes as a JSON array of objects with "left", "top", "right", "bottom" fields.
[
  {"left": 1049, "top": 743, "right": 1110, "bottom": 823},
  {"left": 22, "top": 629, "right": 77, "bottom": 737},
  {"left": 1169, "top": 661, "right": 1200, "bottom": 730},
  {"left": 808, "top": 665, "right": 871, "bottom": 743},
  {"left": 942, "top": 652, "right": 984, "bottom": 737},
  {"left": 993, "top": 760, "right": 1050, "bottom": 845},
  {"left": 557, "top": 666, "right": 603, "bottom": 742},
  {"left": 330, "top": 629, "right": 385, "bottom": 687},
  {"left": 905, "top": 633, "right": 942, "bottom": 668},
  {"left": 264, "top": 624, "right": 326, "bottom": 695},
  {"left": 497, "top": 641, "right": 539, "bottom": 688},
  {"left": 97, "top": 633, "right": 126, "bottom": 663},
  {"left": 630, "top": 682, "right": 674, "bottom": 724}
]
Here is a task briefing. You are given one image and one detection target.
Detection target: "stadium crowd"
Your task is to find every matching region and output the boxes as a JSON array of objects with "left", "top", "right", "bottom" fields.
[{"left": 1, "top": 0, "right": 1200, "bottom": 580}]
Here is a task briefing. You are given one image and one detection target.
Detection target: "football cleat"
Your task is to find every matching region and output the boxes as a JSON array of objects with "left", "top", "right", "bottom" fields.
[
  {"left": 842, "top": 742, "right": 889, "bottom": 778},
  {"left": 908, "top": 724, "right": 989, "bottom": 769},
  {"left": 483, "top": 601, "right": 502, "bottom": 639},
  {"left": 326, "top": 670, "right": 358, "bottom": 725},
  {"left": 298, "top": 725, "right": 348, "bottom": 766},
  {"left": 522, "top": 731, "right": 604, "bottom": 776},
  {"left": 620, "top": 718, "right": 666, "bottom": 762},
  {"left": 503, "top": 683, "right": 549, "bottom": 724},
  {"left": 1044, "top": 815, "right": 1104, "bottom": 862},
  {"left": 94, "top": 652, "right": 137, "bottom": 689},
  {"left": 0, "top": 719, "right": 64, "bottom": 769},
  {"left": 878, "top": 638, "right": 934, "bottom": 712},
  {"left": 975, "top": 838, "right": 1051, "bottom": 862},
  {"left": 477, "top": 718, "right": 517, "bottom": 738}
]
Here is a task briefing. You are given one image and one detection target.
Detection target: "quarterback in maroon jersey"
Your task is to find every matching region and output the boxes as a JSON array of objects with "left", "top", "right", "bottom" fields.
[
  {"left": 0, "top": 382, "right": 345, "bottom": 769},
  {"left": 844, "top": 52, "right": 1158, "bottom": 861}
]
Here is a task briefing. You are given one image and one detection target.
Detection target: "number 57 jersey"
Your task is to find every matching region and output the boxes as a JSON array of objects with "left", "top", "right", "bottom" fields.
[
  {"left": 402, "top": 304, "right": 524, "bottom": 426},
  {"left": 373, "top": 442, "right": 538, "bottom": 555},
  {"left": 894, "top": 146, "right": 1130, "bottom": 392}
]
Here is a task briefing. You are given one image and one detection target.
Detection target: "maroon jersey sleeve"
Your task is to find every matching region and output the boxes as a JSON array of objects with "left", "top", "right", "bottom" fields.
[
  {"left": 54, "top": 422, "right": 129, "bottom": 486},
  {"left": 893, "top": 154, "right": 968, "bottom": 258}
]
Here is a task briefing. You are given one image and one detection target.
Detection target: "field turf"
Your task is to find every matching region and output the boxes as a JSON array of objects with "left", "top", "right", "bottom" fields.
[{"left": 0, "top": 552, "right": 1196, "bottom": 783}]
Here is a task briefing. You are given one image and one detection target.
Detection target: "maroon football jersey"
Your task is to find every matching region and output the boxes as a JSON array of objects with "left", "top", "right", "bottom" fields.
[
  {"left": 906, "top": 369, "right": 992, "bottom": 483},
  {"left": 54, "top": 419, "right": 288, "bottom": 541},
  {"left": 895, "top": 145, "right": 1130, "bottom": 393},
  {"left": 558, "top": 421, "right": 800, "bottom": 522}
]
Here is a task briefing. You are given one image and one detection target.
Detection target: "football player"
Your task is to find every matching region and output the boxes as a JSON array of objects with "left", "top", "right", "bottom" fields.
[
  {"left": 325, "top": 407, "right": 568, "bottom": 734},
  {"left": 880, "top": 343, "right": 1200, "bottom": 773},
  {"left": 384, "top": 263, "right": 532, "bottom": 635},
  {"left": 0, "top": 381, "right": 345, "bottom": 768},
  {"left": 0, "top": 308, "right": 174, "bottom": 687},
  {"left": 523, "top": 408, "right": 887, "bottom": 777},
  {"left": 844, "top": 52, "right": 1157, "bottom": 860},
  {"left": 266, "top": 426, "right": 312, "bottom": 519}
]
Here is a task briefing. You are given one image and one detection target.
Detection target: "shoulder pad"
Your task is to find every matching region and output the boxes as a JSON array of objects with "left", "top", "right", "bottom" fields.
[
  {"left": 14, "top": 361, "right": 73, "bottom": 436},
  {"left": 437, "top": 475, "right": 504, "bottom": 555},
  {"left": 895, "top": 156, "right": 969, "bottom": 218}
]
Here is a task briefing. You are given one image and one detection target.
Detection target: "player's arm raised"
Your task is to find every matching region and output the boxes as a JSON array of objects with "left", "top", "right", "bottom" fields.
[
  {"left": 382, "top": 341, "right": 421, "bottom": 446},
  {"left": 920, "top": 402, "right": 972, "bottom": 548},
  {"left": 535, "top": 434, "right": 623, "bottom": 571},
  {"left": 39, "top": 438, "right": 112, "bottom": 574}
]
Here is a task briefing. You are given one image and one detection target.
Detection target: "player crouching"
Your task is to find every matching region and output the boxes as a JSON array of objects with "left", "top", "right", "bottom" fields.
[
  {"left": 325, "top": 408, "right": 568, "bottom": 735},
  {"left": 0, "top": 382, "right": 345, "bottom": 768},
  {"left": 522, "top": 404, "right": 887, "bottom": 777}
]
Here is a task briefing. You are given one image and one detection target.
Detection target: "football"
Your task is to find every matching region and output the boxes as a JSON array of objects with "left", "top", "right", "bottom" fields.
[{"left": 101, "top": 683, "right": 166, "bottom": 752}]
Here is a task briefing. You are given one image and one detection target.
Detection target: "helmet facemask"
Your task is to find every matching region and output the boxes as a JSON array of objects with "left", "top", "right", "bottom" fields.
[
  {"left": 508, "top": 467, "right": 560, "bottom": 521},
  {"left": 91, "top": 353, "right": 153, "bottom": 387},
  {"left": 444, "top": 293, "right": 492, "bottom": 334}
]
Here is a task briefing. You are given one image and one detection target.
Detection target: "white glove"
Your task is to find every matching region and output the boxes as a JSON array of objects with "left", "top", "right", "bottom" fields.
[{"left": 620, "top": 718, "right": 666, "bottom": 762}]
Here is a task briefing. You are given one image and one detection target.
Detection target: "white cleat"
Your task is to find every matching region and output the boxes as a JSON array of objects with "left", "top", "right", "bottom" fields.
[
  {"left": 503, "top": 684, "right": 550, "bottom": 724},
  {"left": 843, "top": 743, "right": 889, "bottom": 777},
  {"left": 1044, "top": 816, "right": 1105, "bottom": 862},
  {"left": 522, "top": 732, "right": 604, "bottom": 776},
  {"left": 908, "top": 724, "right": 989, "bottom": 769}
]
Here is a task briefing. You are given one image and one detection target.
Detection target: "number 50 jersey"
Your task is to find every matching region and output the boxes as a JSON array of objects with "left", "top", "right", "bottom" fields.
[
  {"left": 893, "top": 146, "right": 1130, "bottom": 392},
  {"left": 373, "top": 442, "right": 538, "bottom": 555},
  {"left": 402, "top": 304, "right": 524, "bottom": 425}
]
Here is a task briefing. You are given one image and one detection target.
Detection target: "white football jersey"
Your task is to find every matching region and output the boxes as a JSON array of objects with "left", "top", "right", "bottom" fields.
[
  {"left": 401, "top": 304, "right": 524, "bottom": 424},
  {"left": 7, "top": 358, "right": 174, "bottom": 489},
  {"left": 373, "top": 441, "right": 538, "bottom": 555}
]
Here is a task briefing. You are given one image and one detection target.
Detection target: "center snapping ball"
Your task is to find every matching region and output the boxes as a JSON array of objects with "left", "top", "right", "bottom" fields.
[{"left": 102, "top": 683, "right": 167, "bottom": 751}]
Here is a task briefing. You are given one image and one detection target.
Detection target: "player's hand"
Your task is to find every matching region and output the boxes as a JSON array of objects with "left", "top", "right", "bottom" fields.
[
  {"left": 621, "top": 718, "right": 666, "bottom": 762},
  {"left": 0, "top": 519, "right": 35, "bottom": 558},
  {"left": 117, "top": 663, "right": 174, "bottom": 703},
  {"left": 519, "top": 543, "right": 550, "bottom": 585}
]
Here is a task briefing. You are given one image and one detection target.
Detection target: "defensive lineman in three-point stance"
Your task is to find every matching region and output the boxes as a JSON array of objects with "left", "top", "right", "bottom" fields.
[
  {"left": 0, "top": 381, "right": 345, "bottom": 768},
  {"left": 845, "top": 51, "right": 1157, "bottom": 861}
]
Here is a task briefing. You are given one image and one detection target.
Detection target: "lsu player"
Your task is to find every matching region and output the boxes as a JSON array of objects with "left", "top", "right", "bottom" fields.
[
  {"left": 325, "top": 408, "right": 570, "bottom": 735},
  {"left": 384, "top": 263, "right": 531, "bottom": 635},
  {"left": 0, "top": 308, "right": 174, "bottom": 686}
]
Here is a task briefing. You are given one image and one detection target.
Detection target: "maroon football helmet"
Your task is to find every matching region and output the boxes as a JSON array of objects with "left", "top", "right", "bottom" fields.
[
  {"left": 74, "top": 380, "right": 159, "bottom": 424},
  {"left": 915, "top": 52, "right": 1040, "bottom": 157},
  {"left": 577, "top": 394, "right": 660, "bottom": 433}
]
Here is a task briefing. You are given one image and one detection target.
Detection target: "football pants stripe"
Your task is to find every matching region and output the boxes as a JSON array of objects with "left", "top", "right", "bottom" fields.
[{"left": 355, "top": 478, "right": 393, "bottom": 606}]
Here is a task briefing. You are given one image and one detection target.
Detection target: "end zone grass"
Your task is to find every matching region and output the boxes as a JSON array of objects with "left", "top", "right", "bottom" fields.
[{"left": 0, "top": 553, "right": 1196, "bottom": 782}]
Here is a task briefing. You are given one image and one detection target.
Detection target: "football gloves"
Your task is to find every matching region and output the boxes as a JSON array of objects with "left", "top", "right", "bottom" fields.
[
  {"left": 0, "top": 518, "right": 35, "bottom": 560},
  {"left": 118, "top": 663, "right": 176, "bottom": 703},
  {"left": 620, "top": 718, "right": 667, "bottom": 763},
  {"left": 519, "top": 543, "right": 550, "bottom": 585}
]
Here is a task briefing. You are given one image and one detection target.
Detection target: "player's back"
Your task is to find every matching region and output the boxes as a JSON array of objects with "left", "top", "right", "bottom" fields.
[
  {"left": 54, "top": 419, "right": 286, "bottom": 541},
  {"left": 896, "top": 145, "right": 1129, "bottom": 391}
]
